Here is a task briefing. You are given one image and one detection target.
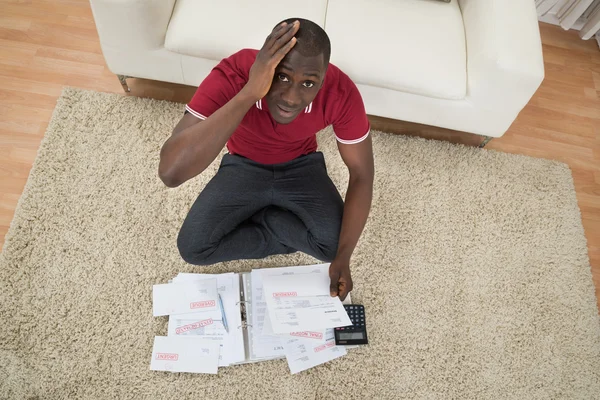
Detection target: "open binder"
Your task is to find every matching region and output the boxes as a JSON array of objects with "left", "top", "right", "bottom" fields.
[
  {"left": 168, "top": 270, "right": 291, "bottom": 366},
  {"left": 168, "top": 265, "right": 351, "bottom": 367}
]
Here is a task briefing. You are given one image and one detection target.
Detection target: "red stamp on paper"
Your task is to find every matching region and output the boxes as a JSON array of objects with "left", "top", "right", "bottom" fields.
[
  {"left": 290, "top": 331, "right": 324, "bottom": 340},
  {"left": 176, "top": 318, "right": 214, "bottom": 335},
  {"left": 156, "top": 353, "right": 179, "bottom": 361},
  {"left": 272, "top": 292, "right": 297, "bottom": 298},
  {"left": 190, "top": 300, "right": 216, "bottom": 309},
  {"left": 314, "top": 342, "right": 335, "bottom": 353}
]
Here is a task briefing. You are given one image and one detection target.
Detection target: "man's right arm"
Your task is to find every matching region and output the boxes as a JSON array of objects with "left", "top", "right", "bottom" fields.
[
  {"left": 158, "top": 20, "right": 300, "bottom": 188},
  {"left": 158, "top": 89, "right": 258, "bottom": 187}
]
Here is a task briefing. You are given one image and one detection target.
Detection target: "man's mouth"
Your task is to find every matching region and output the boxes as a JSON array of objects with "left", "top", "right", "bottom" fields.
[{"left": 276, "top": 104, "right": 299, "bottom": 118}]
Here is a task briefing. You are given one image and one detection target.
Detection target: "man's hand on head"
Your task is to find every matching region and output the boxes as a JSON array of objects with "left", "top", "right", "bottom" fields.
[
  {"left": 329, "top": 258, "right": 353, "bottom": 301},
  {"left": 243, "top": 20, "right": 299, "bottom": 101}
]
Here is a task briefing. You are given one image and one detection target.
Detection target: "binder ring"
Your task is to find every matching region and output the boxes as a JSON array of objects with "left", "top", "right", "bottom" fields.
[
  {"left": 237, "top": 322, "right": 252, "bottom": 329},
  {"left": 235, "top": 301, "right": 251, "bottom": 306}
]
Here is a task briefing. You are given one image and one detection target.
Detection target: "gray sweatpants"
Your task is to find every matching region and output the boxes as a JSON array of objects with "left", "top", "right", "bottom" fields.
[{"left": 177, "top": 152, "right": 344, "bottom": 265}]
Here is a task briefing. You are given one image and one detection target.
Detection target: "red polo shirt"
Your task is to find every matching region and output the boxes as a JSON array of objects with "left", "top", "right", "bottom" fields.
[{"left": 186, "top": 49, "right": 370, "bottom": 165}]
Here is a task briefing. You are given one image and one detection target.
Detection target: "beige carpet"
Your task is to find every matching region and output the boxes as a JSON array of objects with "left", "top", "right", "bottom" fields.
[{"left": 1, "top": 88, "right": 599, "bottom": 399}]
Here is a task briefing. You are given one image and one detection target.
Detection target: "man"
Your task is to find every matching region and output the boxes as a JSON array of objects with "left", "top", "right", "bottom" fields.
[{"left": 159, "top": 18, "right": 373, "bottom": 301}]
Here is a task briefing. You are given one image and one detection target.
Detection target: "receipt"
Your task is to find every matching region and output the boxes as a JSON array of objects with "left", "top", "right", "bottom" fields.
[{"left": 283, "top": 330, "right": 347, "bottom": 374}]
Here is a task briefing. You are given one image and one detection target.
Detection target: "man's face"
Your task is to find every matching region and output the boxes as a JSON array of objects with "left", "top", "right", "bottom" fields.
[{"left": 265, "top": 49, "right": 327, "bottom": 124}]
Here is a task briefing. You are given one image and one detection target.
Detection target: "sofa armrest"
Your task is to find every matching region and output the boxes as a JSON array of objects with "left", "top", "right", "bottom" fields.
[
  {"left": 89, "top": 0, "right": 176, "bottom": 51},
  {"left": 458, "top": 0, "right": 544, "bottom": 112}
]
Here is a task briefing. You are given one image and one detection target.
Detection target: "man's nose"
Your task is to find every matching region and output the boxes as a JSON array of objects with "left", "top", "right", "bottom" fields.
[{"left": 280, "top": 86, "right": 302, "bottom": 108}]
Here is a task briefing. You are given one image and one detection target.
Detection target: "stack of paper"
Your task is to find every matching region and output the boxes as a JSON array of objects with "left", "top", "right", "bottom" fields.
[
  {"left": 255, "top": 264, "right": 353, "bottom": 374},
  {"left": 150, "top": 273, "right": 245, "bottom": 374},
  {"left": 150, "top": 265, "right": 356, "bottom": 375}
]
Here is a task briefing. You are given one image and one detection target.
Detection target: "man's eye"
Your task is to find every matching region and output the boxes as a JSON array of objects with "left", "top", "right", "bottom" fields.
[
  {"left": 278, "top": 74, "right": 289, "bottom": 82},
  {"left": 303, "top": 82, "right": 315, "bottom": 88}
]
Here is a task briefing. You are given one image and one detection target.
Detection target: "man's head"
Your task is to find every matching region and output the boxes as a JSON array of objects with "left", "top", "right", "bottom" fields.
[{"left": 265, "top": 18, "right": 331, "bottom": 124}]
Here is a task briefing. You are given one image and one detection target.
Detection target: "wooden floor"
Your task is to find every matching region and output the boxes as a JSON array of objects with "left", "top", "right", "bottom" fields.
[{"left": 1, "top": 0, "right": 599, "bottom": 310}]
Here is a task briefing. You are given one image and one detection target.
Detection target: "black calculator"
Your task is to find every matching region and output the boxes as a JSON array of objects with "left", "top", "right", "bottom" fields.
[{"left": 334, "top": 304, "right": 368, "bottom": 345}]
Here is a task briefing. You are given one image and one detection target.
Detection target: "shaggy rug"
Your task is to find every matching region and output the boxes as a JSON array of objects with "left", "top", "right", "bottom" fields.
[{"left": 1, "top": 88, "right": 599, "bottom": 400}]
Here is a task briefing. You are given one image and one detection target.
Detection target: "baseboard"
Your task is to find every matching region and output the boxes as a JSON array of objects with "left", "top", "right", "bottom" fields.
[{"left": 367, "top": 115, "right": 486, "bottom": 147}]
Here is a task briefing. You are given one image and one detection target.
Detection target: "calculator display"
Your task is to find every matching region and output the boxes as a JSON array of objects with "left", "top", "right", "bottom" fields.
[
  {"left": 334, "top": 304, "right": 368, "bottom": 346},
  {"left": 338, "top": 332, "right": 365, "bottom": 340}
]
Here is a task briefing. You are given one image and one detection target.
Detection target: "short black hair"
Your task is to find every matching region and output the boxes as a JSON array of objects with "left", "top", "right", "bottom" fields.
[{"left": 278, "top": 18, "right": 331, "bottom": 65}]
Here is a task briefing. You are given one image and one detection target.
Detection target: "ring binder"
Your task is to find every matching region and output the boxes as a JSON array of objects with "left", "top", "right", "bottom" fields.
[
  {"left": 237, "top": 322, "right": 253, "bottom": 330},
  {"left": 236, "top": 271, "right": 287, "bottom": 363}
]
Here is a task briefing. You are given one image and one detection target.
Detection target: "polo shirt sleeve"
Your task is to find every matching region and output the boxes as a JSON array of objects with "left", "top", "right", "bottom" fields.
[
  {"left": 332, "top": 82, "right": 371, "bottom": 145},
  {"left": 185, "top": 58, "right": 243, "bottom": 120}
]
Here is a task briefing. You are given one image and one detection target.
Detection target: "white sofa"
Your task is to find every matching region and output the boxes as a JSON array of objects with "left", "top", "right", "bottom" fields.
[{"left": 89, "top": 0, "right": 545, "bottom": 140}]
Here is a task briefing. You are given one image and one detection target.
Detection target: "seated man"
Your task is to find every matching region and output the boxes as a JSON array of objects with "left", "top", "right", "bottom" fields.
[{"left": 159, "top": 18, "right": 374, "bottom": 300}]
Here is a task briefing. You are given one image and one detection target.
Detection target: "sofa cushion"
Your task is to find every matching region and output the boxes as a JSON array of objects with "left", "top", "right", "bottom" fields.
[
  {"left": 165, "top": 0, "right": 328, "bottom": 61},
  {"left": 326, "top": 0, "right": 467, "bottom": 100}
]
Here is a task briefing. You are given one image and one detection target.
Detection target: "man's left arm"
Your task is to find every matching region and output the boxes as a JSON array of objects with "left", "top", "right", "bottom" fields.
[{"left": 329, "top": 135, "right": 374, "bottom": 300}]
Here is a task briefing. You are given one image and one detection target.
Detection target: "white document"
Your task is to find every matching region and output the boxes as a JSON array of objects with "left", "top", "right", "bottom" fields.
[
  {"left": 262, "top": 264, "right": 332, "bottom": 296},
  {"left": 248, "top": 270, "right": 286, "bottom": 360},
  {"left": 150, "top": 336, "right": 219, "bottom": 374},
  {"left": 261, "top": 264, "right": 351, "bottom": 333},
  {"left": 265, "top": 295, "right": 351, "bottom": 333},
  {"left": 284, "top": 330, "right": 347, "bottom": 374},
  {"left": 262, "top": 308, "right": 327, "bottom": 343},
  {"left": 167, "top": 317, "right": 227, "bottom": 366},
  {"left": 152, "top": 279, "right": 219, "bottom": 317},
  {"left": 168, "top": 317, "right": 222, "bottom": 336},
  {"left": 170, "top": 273, "right": 245, "bottom": 366}
]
